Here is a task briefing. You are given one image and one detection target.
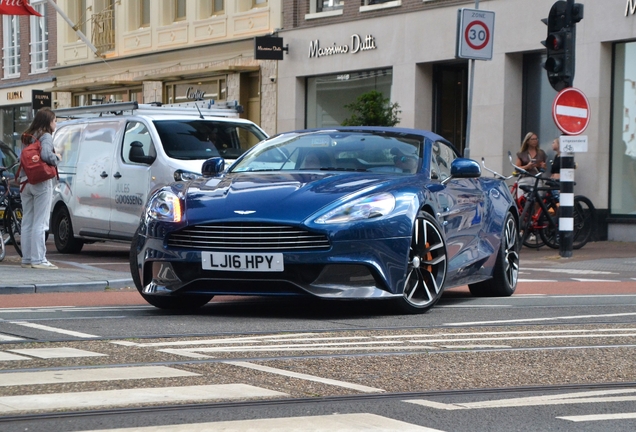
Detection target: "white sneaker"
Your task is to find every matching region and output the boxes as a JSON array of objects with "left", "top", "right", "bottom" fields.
[{"left": 32, "top": 261, "right": 58, "bottom": 270}]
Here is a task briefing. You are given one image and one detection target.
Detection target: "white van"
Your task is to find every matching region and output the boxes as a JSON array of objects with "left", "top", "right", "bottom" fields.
[{"left": 51, "top": 101, "right": 268, "bottom": 253}]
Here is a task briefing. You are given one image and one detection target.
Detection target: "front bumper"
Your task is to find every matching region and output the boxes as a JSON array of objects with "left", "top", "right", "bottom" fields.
[{"left": 135, "top": 235, "right": 410, "bottom": 300}]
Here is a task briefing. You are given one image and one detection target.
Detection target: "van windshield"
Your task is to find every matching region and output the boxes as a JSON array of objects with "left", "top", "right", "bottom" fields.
[{"left": 154, "top": 120, "right": 267, "bottom": 160}]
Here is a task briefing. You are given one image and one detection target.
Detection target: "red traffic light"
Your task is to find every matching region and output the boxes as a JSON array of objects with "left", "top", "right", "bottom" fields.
[{"left": 547, "top": 33, "right": 564, "bottom": 50}]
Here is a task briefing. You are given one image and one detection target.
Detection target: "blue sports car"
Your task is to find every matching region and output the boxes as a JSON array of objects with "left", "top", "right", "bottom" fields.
[{"left": 130, "top": 127, "right": 520, "bottom": 314}]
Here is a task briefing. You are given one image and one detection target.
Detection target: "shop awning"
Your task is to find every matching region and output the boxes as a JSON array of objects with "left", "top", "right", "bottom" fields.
[
  {"left": 43, "top": 80, "right": 139, "bottom": 93},
  {"left": 133, "top": 65, "right": 260, "bottom": 82}
]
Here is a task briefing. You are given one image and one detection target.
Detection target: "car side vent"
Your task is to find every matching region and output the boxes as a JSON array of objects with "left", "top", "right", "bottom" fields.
[{"left": 167, "top": 223, "right": 331, "bottom": 251}]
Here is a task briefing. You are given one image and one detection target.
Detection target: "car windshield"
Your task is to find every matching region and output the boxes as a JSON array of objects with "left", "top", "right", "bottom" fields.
[
  {"left": 231, "top": 131, "right": 423, "bottom": 174},
  {"left": 154, "top": 120, "right": 267, "bottom": 160}
]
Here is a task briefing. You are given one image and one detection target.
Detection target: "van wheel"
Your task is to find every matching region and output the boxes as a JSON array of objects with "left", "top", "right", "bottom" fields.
[{"left": 53, "top": 207, "right": 84, "bottom": 253}]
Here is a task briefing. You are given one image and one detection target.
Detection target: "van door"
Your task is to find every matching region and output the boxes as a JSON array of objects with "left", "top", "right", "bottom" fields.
[
  {"left": 109, "top": 120, "right": 156, "bottom": 240},
  {"left": 72, "top": 121, "right": 121, "bottom": 237}
]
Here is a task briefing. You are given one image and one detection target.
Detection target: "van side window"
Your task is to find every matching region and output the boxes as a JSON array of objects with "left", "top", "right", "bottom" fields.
[
  {"left": 123, "top": 121, "right": 157, "bottom": 165},
  {"left": 53, "top": 125, "right": 83, "bottom": 168}
]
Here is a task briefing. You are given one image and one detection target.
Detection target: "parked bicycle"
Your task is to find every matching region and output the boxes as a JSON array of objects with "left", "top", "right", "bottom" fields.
[
  {"left": 481, "top": 153, "right": 595, "bottom": 250},
  {"left": 481, "top": 157, "right": 553, "bottom": 248},
  {"left": 0, "top": 162, "right": 23, "bottom": 260},
  {"left": 508, "top": 153, "right": 595, "bottom": 250}
]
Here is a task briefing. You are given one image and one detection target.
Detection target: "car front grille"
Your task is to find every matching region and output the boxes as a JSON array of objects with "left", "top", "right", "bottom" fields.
[{"left": 167, "top": 223, "right": 331, "bottom": 251}]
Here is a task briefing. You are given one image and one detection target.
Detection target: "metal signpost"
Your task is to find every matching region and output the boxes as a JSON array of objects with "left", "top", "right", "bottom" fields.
[
  {"left": 456, "top": 0, "right": 495, "bottom": 159},
  {"left": 541, "top": 0, "right": 585, "bottom": 258},
  {"left": 552, "top": 86, "right": 590, "bottom": 257}
]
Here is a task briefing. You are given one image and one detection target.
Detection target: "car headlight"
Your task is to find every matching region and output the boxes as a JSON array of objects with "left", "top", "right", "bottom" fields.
[
  {"left": 147, "top": 190, "right": 182, "bottom": 223},
  {"left": 315, "top": 192, "right": 396, "bottom": 224},
  {"left": 174, "top": 169, "right": 201, "bottom": 182}
]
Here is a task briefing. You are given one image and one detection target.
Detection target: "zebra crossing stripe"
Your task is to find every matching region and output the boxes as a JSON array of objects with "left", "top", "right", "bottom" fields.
[
  {"left": 224, "top": 361, "right": 385, "bottom": 393},
  {"left": 9, "top": 321, "right": 99, "bottom": 338},
  {"left": 74, "top": 413, "right": 444, "bottom": 431},
  {"left": 0, "top": 384, "right": 287, "bottom": 414},
  {"left": 0, "top": 366, "right": 198, "bottom": 387},
  {"left": 0, "top": 333, "right": 23, "bottom": 342}
]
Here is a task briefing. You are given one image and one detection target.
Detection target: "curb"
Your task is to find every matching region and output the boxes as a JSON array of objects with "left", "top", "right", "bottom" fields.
[{"left": 0, "top": 278, "right": 134, "bottom": 295}]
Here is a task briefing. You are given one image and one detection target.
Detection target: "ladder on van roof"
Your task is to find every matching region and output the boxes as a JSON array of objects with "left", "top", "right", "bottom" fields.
[{"left": 54, "top": 100, "right": 243, "bottom": 119}]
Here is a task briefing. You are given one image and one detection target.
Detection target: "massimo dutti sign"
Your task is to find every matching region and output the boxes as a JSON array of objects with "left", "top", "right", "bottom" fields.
[
  {"left": 308, "top": 34, "right": 377, "bottom": 59},
  {"left": 628, "top": 0, "right": 636, "bottom": 16},
  {"left": 254, "top": 36, "right": 285, "bottom": 60}
]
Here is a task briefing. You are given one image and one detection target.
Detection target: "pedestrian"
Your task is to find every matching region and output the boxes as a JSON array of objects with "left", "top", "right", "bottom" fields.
[
  {"left": 515, "top": 132, "right": 547, "bottom": 198},
  {"left": 550, "top": 137, "right": 561, "bottom": 180},
  {"left": 19, "top": 107, "right": 59, "bottom": 270}
]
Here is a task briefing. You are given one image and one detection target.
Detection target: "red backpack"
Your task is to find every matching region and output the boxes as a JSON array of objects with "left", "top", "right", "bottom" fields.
[{"left": 16, "top": 134, "right": 58, "bottom": 191}]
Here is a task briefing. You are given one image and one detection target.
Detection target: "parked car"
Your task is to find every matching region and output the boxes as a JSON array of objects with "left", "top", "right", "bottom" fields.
[
  {"left": 131, "top": 127, "right": 520, "bottom": 314},
  {"left": 50, "top": 102, "right": 268, "bottom": 253}
]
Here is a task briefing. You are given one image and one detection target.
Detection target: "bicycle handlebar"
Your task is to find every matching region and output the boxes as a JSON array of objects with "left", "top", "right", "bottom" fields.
[
  {"left": 0, "top": 162, "right": 19, "bottom": 173},
  {"left": 481, "top": 157, "right": 513, "bottom": 180},
  {"left": 507, "top": 151, "right": 563, "bottom": 189}
]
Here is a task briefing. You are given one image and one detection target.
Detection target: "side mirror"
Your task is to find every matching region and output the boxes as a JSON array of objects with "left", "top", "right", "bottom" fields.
[
  {"left": 442, "top": 158, "right": 481, "bottom": 184},
  {"left": 129, "top": 141, "right": 156, "bottom": 165},
  {"left": 202, "top": 157, "right": 225, "bottom": 177}
]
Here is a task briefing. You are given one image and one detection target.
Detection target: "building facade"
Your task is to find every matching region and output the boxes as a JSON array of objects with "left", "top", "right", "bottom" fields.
[
  {"left": 0, "top": 0, "right": 56, "bottom": 155},
  {"left": 276, "top": 0, "right": 636, "bottom": 241},
  {"left": 49, "top": 0, "right": 282, "bottom": 137}
]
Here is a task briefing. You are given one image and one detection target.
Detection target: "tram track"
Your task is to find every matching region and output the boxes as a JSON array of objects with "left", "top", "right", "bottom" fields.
[{"left": 2, "top": 380, "right": 636, "bottom": 425}]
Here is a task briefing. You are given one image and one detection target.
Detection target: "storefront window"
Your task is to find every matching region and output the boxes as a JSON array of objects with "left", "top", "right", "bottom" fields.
[
  {"left": 306, "top": 69, "right": 392, "bottom": 128},
  {"left": 0, "top": 106, "right": 33, "bottom": 155},
  {"left": 610, "top": 41, "right": 636, "bottom": 216}
]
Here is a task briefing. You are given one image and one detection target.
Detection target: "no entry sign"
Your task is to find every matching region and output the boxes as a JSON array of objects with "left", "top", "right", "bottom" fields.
[
  {"left": 552, "top": 87, "right": 591, "bottom": 135},
  {"left": 456, "top": 8, "right": 495, "bottom": 61}
]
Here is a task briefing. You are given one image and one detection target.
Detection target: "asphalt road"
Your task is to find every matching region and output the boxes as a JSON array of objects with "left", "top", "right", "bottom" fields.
[{"left": 1, "top": 240, "right": 636, "bottom": 431}]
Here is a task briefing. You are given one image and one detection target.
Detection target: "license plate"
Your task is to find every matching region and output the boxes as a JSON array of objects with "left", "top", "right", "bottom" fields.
[{"left": 202, "top": 252, "right": 284, "bottom": 272}]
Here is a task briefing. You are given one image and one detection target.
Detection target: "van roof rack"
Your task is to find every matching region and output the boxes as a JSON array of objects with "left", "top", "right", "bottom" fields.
[{"left": 54, "top": 100, "right": 243, "bottom": 119}]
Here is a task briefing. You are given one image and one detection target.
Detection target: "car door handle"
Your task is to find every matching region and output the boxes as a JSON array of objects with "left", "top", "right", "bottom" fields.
[
  {"left": 113, "top": 172, "right": 122, "bottom": 179},
  {"left": 100, "top": 171, "right": 108, "bottom": 178}
]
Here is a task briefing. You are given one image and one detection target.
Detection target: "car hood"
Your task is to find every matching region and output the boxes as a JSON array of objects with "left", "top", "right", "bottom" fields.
[{"left": 183, "top": 172, "right": 409, "bottom": 224}]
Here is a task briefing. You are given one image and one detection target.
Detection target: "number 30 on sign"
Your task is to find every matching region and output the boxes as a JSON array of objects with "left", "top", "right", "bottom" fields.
[{"left": 456, "top": 8, "right": 496, "bottom": 61}]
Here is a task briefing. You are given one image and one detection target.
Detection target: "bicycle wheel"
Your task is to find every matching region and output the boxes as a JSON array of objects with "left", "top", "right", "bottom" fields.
[
  {"left": 572, "top": 195, "right": 595, "bottom": 249},
  {"left": 4, "top": 204, "right": 22, "bottom": 257},
  {"left": 539, "top": 200, "right": 560, "bottom": 249},
  {"left": 522, "top": 226, "right": 546, "bottom": 248},
  {"left": 0, "top": 225, "right": 6, "bottom": 261}
]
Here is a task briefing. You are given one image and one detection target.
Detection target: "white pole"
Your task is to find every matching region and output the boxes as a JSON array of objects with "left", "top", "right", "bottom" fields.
[
  {"left": 46, "top": 0, "right": 99, "bottom": 55},
  {"left": 464, "top": 0, "right": 480, "bottom": 159}
]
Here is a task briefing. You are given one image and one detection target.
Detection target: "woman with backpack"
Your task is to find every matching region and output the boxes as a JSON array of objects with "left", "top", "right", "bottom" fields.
[{"left": 19, "top": 107, "right": 59, "bottom": 269}]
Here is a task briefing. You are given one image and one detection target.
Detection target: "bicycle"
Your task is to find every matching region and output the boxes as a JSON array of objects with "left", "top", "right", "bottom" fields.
[
  {"left": 0, "top": 162, "right": 23, "bottom": 259},
  {"left": 509, "top": 153, "right": 595, "bottom": 250},
  {"left": 481, "top": 158, "right": 554, "bottom": 249},
  {"left": 508, "top": 173, "right": 555, "bottom": 248}
]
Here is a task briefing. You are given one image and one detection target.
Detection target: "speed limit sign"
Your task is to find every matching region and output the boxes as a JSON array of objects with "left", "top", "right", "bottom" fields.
[{"left": 456, "top": 8, "right": 495, "bottom": 61}]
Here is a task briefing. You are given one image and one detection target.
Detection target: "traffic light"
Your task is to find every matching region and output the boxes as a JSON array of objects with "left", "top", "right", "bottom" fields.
[{"left": 541, "top": 1, "right": 584, "bottom": 91}]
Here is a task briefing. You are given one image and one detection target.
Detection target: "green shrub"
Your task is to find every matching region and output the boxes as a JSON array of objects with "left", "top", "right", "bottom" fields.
[{"left": 341, "top": 90, "right": 401, "bottom": 126}]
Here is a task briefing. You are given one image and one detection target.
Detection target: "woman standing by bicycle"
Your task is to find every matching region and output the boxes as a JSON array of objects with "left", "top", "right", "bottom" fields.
[
  {"left": 515, "top": 132, "right": 547, "bottom": 198},
  {"left": 19, "top": 108, "right": 59, "bottom": 270}
]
